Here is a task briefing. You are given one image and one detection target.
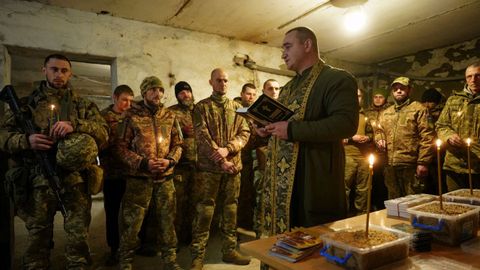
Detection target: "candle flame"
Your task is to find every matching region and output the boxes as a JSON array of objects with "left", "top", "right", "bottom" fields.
[
  {"left": 467, "top": 138, "right": 472, "bottom": 146},
  {"left": 368, "top": 154, "right": 375, "bottom": 166},
  {"left": 158, "top": 136, "right": 163, "bottom": 143},
  {"left": 436, "top": 139, "right": 442, "bottom": 148},
  {"left": 50, "top": 104, "right": 55, "bottom": 110}
]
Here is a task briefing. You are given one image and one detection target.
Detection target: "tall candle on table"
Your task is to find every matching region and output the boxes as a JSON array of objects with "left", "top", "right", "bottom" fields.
[
  {"left": 467, "top": 138, "right": 473, "bottom": 195},
  {"left": 365, "top": 154, "right": 375, "bottom": 238},
  {"left": 436, "top": 139, "right": 443, "bottom": 209}
]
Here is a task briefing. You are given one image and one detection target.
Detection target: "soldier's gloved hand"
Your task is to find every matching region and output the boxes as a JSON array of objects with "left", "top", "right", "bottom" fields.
[
  {"left": 221, "top": 161, "right": 237, "bottom": 174},
  {"left": 29, "top": 134, "right": 54, "bottom": 150},
  {"left": 50, "top": 121, "right": 74, "bottom": 138},
  {"left": 447, "top": 134, "right": 464, "bottom": 147}
]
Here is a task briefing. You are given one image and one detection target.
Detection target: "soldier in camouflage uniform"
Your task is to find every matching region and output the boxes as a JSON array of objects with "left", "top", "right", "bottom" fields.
[
  {"left": 436, "top": 62, "right": 480, "bottom": 191},
  {"left": 190, "top": 68, "right": 251, "bottom": 270},
  {"left": 236, "top": 83, "right": 257, "bottom": 230},
  {"left": 99, "top": 84, "right": 134, "bottom": 265},
  {"left": 167, "top": 81, "right": 196, "bottom": 245},
  {"left": 376, "top": 77, "right": 435, "bottom": 199},
  {"left": 344, "top": 89, "right": 372, "bottom": 215},
  {"left": 114, "top": 76, "right": 183, "bottom": 270},
  {"left": 0, "top": 54, "right": 108, "bottom": 270},
  {"left": 364, "top": 88, "right": 389, "bottom": 209}
]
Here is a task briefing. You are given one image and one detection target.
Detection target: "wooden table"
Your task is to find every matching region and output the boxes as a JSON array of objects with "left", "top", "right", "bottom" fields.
[{"left": 240, "top": 210, "right": 480, "bottom": 270}]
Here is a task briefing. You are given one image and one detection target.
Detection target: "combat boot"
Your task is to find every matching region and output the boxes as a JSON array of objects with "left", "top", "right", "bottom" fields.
[
  {"left": 189, "top": 256, "right": 204, "bottom": 270},
  {"left": 222, "top": 250, "right": 251, "bottom": 265}
]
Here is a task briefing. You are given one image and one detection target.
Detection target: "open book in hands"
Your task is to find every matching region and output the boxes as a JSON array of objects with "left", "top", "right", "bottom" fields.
[{"left": 236, "top": 94, "right": 294, "bottom": 127}]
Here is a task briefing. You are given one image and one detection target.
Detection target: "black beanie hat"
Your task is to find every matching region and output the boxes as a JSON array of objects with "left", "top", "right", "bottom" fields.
[
  {"left": 175, "top": 81, "right": 192, "bottom": 97},
  {"left": 421, "top": 88, "right": 442, "bottom": 104}
]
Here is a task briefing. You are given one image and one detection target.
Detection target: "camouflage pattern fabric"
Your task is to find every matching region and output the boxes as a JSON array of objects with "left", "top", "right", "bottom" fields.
[
  {"left": 114, "top": 101, "right": 182, "bottom": 179},
  {"left": 191, "top": 93, "right": 249, "bottom": 258},
  {"left": 377, "top": 99, "right": 434, "bottom": 166},
  {"left": 168, "top": 103, "right": 196, "bottom": 243},
  {"left": 384, "top": 165, "right": 417, "bottom": 199},
  {"left": 344, "top": 111, "right": 371, "bottom": 214},
  {"left": 436, "top": 88, "right": 480, "bottom": 174},
  {"left": 118, "top": 178, "right": 177, "bottom": 266},
  {"left": 56, "top": 133, "right": 98, "bottom": 171},
  {"left": 0, "top": 80, "right": 107, "bottom": 269},
  {"left": 377, "top": 99, "right": 434, "bottom": 198},
  {"left": 193, "top": 93, "right": 250, "bottom": 173},
  {"left": 114, "top": 101, "right": 182, "bottom": 268},
  {"left": 253, "top": 145, "right": 268, "bottom": 237},
  {"left": 100, "top": 104, "right": 127, "bottom": 179},
  {"left": 190, "top": 171, "right": 240, "bottom": 257}
]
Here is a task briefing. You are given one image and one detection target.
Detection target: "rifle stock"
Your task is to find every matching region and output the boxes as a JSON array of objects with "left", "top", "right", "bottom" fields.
[{"left": 0, "top": 85, "right": 68, "bottom": 218}]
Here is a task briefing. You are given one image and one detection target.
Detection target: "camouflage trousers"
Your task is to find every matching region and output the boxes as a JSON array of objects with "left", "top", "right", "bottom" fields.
[
  {"left": 253, "top": 168, "right": 265, "bottom": 238},
  {"left": 384, "top": 165, "right": 417, "bottom": 199},
  {"left": 173, "top": 164, "right": 195, "bottom": 244},
  {"left": 17, "top": 183, "right": 91, "bottom": 270},
  {"left": 445, "top": 170, "right": 480, "bottom": 192},
  {"left": 344, "top": 153, "right": 370, "bottom": 214},
  {"left": 190, "top": 171, "right": 240, "bottom": 258},
  {"left": 118, "top": 177, "right": 177, "bottom": 266}
]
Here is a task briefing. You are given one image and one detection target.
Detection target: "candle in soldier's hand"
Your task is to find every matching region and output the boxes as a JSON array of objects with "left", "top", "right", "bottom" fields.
[{"left": 365, "top": 154, "right": 375, "bottom": 237}]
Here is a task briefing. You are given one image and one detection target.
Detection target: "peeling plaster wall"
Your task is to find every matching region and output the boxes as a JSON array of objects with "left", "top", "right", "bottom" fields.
[
  {"left": 0, "top": 0, "right": 292, "bottom": 107},
  {"left": 377, "top": 38, "right": 480, "bottom": 101}
]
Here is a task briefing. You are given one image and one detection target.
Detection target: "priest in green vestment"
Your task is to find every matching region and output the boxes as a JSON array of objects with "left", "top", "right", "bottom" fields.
[{"left": 256, "top": 27, "right": 359, "bottom": 236}]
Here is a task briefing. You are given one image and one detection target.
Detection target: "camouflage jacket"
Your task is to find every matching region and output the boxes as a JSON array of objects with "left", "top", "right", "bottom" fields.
[
  {"left": 364, "top": 103, "right": 389, "bottom": 155},
  {"left": 436, "top": 88, "right": 480, "bottom": 173},
  {"left": 167, "top": 103, "right": 196, "bottom": 166},
  {"left": 344, "top": 109, "right": 373, "bottom": 155},
  {"left": 193, "top": 93, "right": 250, "bottom": 173},
  {"left": 377, "top": 99, "right": 434, "bottom": 166},
  {"left": 114, "top": 101, "right": 182, "bottom": 180},
  {"left": 99, "top": 104, "right": 126, "bottom": 179},
  {"left": 0, "top": 81, "right": 108, "bottom": 186}
]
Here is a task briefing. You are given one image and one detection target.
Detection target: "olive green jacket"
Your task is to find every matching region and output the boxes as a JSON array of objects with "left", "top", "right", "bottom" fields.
[
  {"left": 193, "top": 93, "right": 250, "bottom": 173},
  {"left": 436, "top": 88, "right": 480, "bottom": 173},
  {"left": 377, "top": 99, "right": 434, "bottom": 166}
]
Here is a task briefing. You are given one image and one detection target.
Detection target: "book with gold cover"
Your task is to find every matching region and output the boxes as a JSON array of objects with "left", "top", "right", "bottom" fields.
[{"left": 236, "top": 94, "right": 294, "bottom": 127}]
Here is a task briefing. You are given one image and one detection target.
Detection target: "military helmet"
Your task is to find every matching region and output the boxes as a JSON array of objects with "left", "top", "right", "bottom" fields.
[{"left": 57, "top": 133, "right": 98, "bottom": 171}]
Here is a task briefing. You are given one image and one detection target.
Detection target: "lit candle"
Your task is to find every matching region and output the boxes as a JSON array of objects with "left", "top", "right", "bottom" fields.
[
  {"left": 365, "top": 154, "right": 375, "bottom": 237},
  {"left": 467, "top": 138, "right": 473, "bottom": 195},
  {"left": 436, "top": 139, "right": 443, "bottom": 209},
  {"left": 158, "top": 135, "right": 163, "bottom": 144},
  {"left": 50, "top": 104, "right": 55, "bottom": 121}
]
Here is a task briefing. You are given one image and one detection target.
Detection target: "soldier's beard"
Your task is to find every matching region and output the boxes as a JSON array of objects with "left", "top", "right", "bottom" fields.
[{"left": 180, "top": 98, "right": 195, "bottom": 108}]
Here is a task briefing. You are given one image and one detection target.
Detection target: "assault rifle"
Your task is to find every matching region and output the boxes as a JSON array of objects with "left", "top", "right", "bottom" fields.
[{"left": 0, "top": 85, "right": 67, "bottom": 218}]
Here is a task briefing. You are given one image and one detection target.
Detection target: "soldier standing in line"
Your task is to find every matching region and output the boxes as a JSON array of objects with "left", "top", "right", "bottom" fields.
[
  {"left": 236, "top": 83, "right": 257, "bottom": 230},
  {"left": 115, "top": 76, "right": 183, "bottom": 270},
  {"left": 376, "top": 77, "right": 434, "bottom": 199},
  {"left": 99, "top": 84, "right": 134, "bottom": 265},
  {"left": 436, "top": 62, "right": 480, "bottom": 191},
  {"left": 190, "top": 68, "right": 251, "bottom": 270},
  {"left": 364, "top": 88, "right": 389, "bottom": 209},
  {"left": 167, "top": 81, "right": 196, "bottom": 245},
  {"left": 0, "top": 54, "right": 108, "bottom": 270},
  {"left": 344, "top": 89, "right": 372, "bottom": 215},
  {"left": 253, "top": 79, "right": 280, "bottom": 238}
]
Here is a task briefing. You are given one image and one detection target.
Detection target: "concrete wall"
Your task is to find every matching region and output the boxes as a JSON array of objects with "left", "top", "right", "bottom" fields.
[{"left": 0, "top": 0, "right": 292, "bottom": 107}]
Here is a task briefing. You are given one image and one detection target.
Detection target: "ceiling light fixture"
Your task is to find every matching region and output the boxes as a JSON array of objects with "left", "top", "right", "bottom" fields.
[
  {"left": 344, "top": 6, "right": 366, "bottom": 33},
  {"left": 330, "top": 0, "right": 368, "bottom": 33}
]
